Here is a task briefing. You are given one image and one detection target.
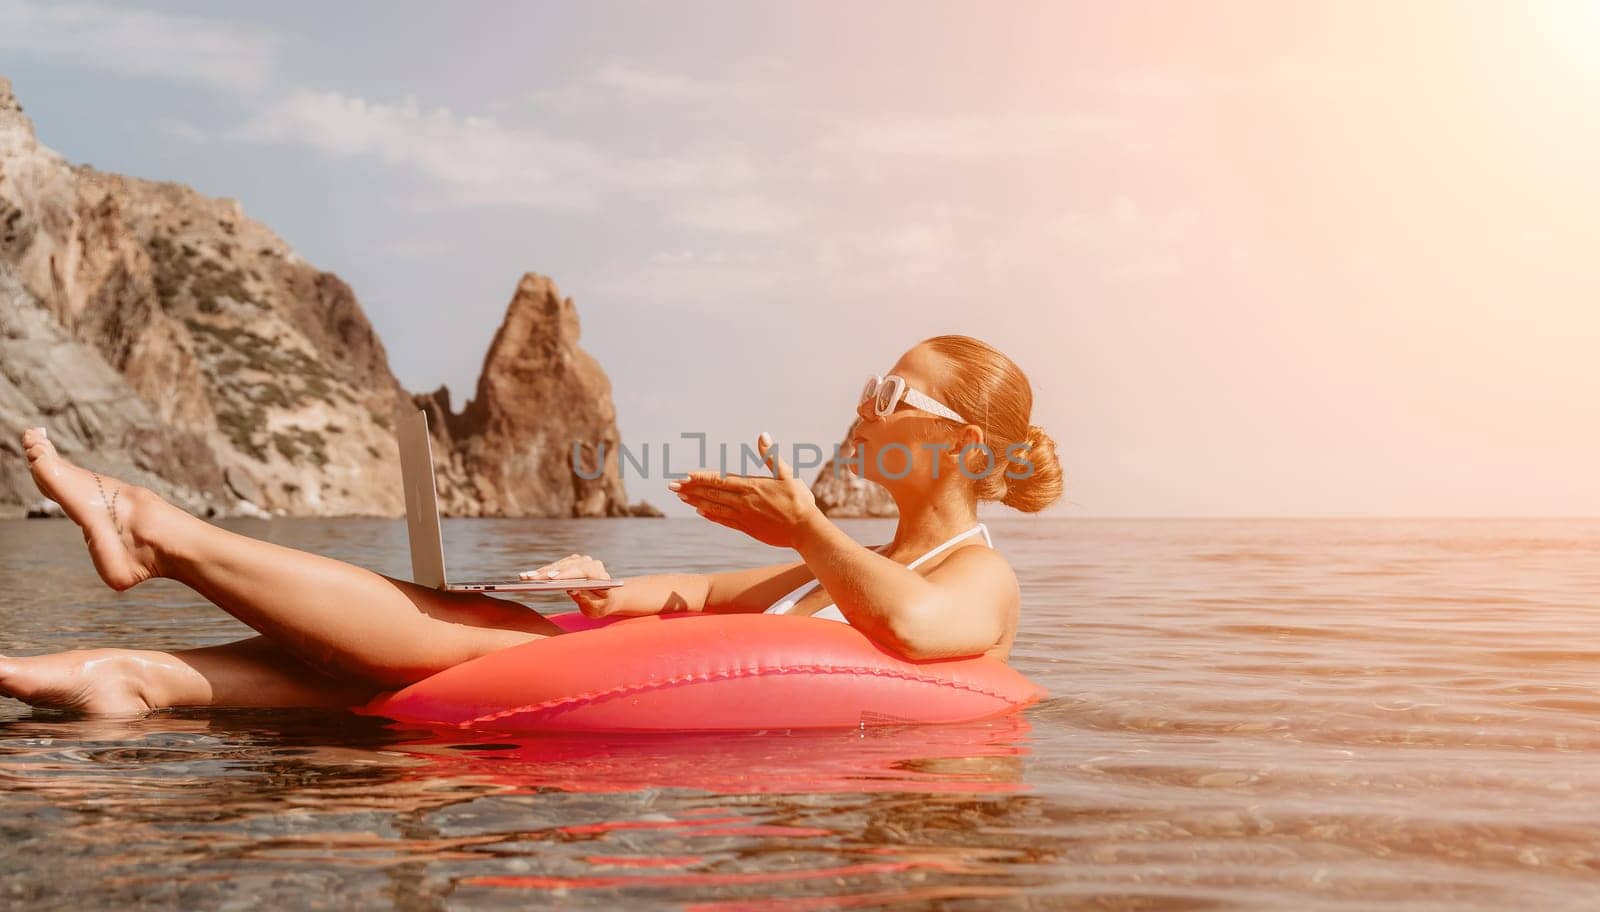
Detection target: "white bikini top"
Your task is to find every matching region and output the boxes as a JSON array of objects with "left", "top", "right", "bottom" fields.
[{"left": 762, "top": 523, "right": 994, "bottom": 624}]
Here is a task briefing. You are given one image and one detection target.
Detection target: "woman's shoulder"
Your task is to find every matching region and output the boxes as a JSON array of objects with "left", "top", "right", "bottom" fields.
[
  {"left": 925, "top": 541, "right": 1020, "bottom": 595},
  {"left": 932, "top": 538, "right": 1011, "bottom": 568}
]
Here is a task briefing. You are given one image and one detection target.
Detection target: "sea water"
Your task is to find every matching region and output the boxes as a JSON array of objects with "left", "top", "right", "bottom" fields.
[{"left": 2, "top": 516, "right": 1598, "bottom": 908}]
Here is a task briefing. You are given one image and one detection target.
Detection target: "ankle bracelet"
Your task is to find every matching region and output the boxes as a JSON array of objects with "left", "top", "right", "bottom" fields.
[{"left": 92, "top": 472, "right": 122, "bottom": 533}]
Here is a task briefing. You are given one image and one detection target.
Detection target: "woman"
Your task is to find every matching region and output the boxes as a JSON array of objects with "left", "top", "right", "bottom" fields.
[{"left": 0, "top": 335, "right": 1062, "bottom": 714}]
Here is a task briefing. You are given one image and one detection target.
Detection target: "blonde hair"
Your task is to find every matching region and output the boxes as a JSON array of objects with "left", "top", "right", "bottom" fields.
[{"left": 922, "top": 335, "right": 1063, "bottom": 513}]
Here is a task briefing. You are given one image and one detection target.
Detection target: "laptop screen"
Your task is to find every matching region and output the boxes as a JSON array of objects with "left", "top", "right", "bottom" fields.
[{"left": 397, "top": 409, "right": 448, "bottom": 588}]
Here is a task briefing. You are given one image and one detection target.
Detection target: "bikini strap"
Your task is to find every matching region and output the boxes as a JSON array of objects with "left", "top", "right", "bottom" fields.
[
  {"left": 906, "top": 523, "right": 992, "bottom": 570},
  {"left": 773, "top": 527, "right": 992, "bottom": 612}
]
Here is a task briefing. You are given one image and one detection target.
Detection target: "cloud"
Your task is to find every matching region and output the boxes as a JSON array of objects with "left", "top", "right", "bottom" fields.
[
  {"left": 1052, "top": 197, "right": 1206, "bottom": 284},
  {"left": 382, "top": 237, "right": 458, "bottom": 258},
  {"left": 234, "top": 91, "right": 602, "bottom": 209},
  {"left": 0, "top": 0, "right": 276, "bottom": 90},
  {"left": 809, "top": 112, "right": 1123, "bottom": 180},
  {"left": 676, "top": 193, "right": 799, "bottom": 234},
  {"left": 158, "top": 118, "right": 212, "bottom": 144},
  {"left": 593, "top": 248, "right": 797, "bottom": 308},
  {"left": 202, "top": 70, "right": 1177, "bottom": 297},
  {"left": 611, "top": 207, "right": 966, "bottom": 310},
  {"left": 224, "top": 87, "right": 775, "bottom": 211},
  {"left": 591, "top": 62, "right": 768, "bottom": 104},
  {"left": 1079, "top": 63, "right": 1362, "bottom": 102},
  {"left": 213, "top": 65, "right": 1127, "bottom": 225},
  {"left": 607, "top": 143, "right": 762, "bottom": 193},
  {"left": 811, "top": 208, "right": 959, "bottom": 281},
  {"left": 529, "top": 60, "right": 771, "bottom": 113}
]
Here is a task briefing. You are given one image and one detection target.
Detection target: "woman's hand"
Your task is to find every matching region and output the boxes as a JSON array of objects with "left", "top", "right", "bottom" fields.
[
  {"left": 520, "top": 553, "right": 615, "bottom": 617},
  {"left": 670, "top": 432, "right": 825, "bottom": 549}
]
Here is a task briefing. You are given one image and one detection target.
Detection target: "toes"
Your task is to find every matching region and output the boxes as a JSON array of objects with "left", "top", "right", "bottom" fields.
[{"left": 22, "top": 428, "right": 56, "bottom": 463}]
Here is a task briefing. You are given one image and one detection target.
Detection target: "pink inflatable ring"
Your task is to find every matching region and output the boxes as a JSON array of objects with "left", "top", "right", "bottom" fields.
[{"left": 360, "top": 612, "right": 1046, "bottom": 732}]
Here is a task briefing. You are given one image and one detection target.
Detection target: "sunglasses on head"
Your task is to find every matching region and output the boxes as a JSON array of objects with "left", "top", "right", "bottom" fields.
[{"left": 860, "top": 374, "right": 971, "bottom": 424}]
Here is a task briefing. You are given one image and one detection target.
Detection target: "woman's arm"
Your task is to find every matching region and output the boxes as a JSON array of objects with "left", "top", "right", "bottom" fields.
[
  {"left": 601, "top": 563, "right": 812, "bottom": 617},
  {"left": 527, "top": 554, "right": 812, "bottom": 617},
  {"left": 703, "top": 560, "right": 810, "bottom": 613},
  {"left": 672, "top": 433, "right": 1016, "bottom": 659},
  {"left": 595, "top": 572, "right": 711, "bottom": 616},
  {"left": 789, "top": 514, "right": 1015, "bottom": 659}
]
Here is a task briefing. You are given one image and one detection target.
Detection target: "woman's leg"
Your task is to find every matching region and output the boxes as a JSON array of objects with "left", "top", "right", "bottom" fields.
[
  {"left": 0, "top": 637, "right": 380, "bottom": 714},
  {"left": 18, "top": 427, "right": 564, "bottom": 689}
]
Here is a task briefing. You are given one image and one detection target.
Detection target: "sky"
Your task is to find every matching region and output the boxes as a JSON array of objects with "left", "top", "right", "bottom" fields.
[{"left": 3, "top": 0, "right": 1597, "bottom": 517}]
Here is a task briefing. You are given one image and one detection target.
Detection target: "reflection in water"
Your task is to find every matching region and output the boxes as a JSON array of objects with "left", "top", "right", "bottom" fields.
[
  {"left": 7, "top": 517, "right": 1600, "bottom": 907},
  {"left": 400, "top": 714, "right": 1030, "bottom": 795},
  {"left": 0, "top": 709, "right": 1046, "bottom": 908}
]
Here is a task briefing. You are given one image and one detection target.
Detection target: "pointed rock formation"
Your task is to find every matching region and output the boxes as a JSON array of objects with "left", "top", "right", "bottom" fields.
[
  {"left": 415, "top": 274, "right": 658, "bottom": 517},
  {"left": 0, "top": 76, "right": 653, "bottom": 518}
]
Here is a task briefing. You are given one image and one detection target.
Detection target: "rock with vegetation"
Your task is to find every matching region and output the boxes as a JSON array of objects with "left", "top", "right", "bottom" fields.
[
  {"left": 0, "top": 75, "right": 653, "bottom": 519},
  {"left": 0, "top": 263, "right": 235, "bottom": 519}
]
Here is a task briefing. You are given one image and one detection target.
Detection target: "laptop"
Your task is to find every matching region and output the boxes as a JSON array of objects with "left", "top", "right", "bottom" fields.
[{"left": 397, "top": 408, "right": 625, "bottom": 593}]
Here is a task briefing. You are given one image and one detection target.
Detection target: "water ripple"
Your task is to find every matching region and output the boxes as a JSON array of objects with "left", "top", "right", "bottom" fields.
[{"left": 4, "top": 517, "right": 1600, "bottom": 908}]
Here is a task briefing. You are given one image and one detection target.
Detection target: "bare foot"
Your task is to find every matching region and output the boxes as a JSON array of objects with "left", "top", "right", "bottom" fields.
[
  {"left": 21, "top": 427, "right": 160, "bottom": 591},
  {"left": 0, "top": 650, "right": 154, "bottom": 714}
]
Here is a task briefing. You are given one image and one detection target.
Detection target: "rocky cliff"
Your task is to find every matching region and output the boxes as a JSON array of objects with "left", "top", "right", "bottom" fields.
[
  {"left": 0, "top": 264, "right": 233, "bottom": 517},
  {"left": 0, "top": 76, "right": 653, "bottom": 519}
]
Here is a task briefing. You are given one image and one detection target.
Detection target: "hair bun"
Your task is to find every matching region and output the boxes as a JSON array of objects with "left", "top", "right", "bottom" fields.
[
  {"left": 919, "top": 335, "right": 1062, "bottom": 513},
  {"left": 1000, "top": 425, "right": 1064, "bottom": 513}
]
